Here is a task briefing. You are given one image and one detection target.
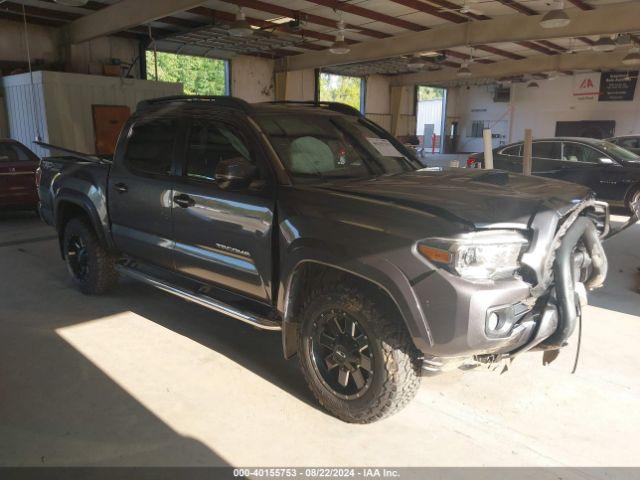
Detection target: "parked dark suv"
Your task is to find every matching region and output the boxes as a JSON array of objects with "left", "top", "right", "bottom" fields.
[
  {"left": 467, "top": 137, "right": 640, "bottom": 212},
  {"left": 38, "top": 97, "right": 610, "bottom": 423},
  {"left": 607, "top": 135, "right": 640, "bottom": 155}
]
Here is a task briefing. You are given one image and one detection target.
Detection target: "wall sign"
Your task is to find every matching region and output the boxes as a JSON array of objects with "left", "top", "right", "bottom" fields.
[
  {"left": 572, "top": 73, "right": 600, "bottom": 101},
  {"left": 598, "top": 71, "right": 638, "bottom": 101}
]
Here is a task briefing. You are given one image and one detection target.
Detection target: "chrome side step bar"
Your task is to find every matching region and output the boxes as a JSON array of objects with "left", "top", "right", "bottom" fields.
[{"left": 116, "top": 265, "right": 281, "bottom": 331}]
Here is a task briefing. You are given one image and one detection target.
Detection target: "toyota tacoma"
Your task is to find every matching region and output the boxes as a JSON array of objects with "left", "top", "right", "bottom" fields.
[{"left": 38, "top": 97, "right": 613, "bottom": 423}]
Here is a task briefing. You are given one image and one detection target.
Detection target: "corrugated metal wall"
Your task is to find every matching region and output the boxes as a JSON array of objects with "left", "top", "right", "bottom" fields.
[
  {"left": 1, "top": 71, "right": 182, "bottom": 157},
  {"left": 366, "top": 113, "right": 417, "bottom": 137},
  {"left": 1, "top": 71, "right": 48, "bottom": 157},
  {"left": 416, "top": 99, "right": 444, "bottom": 136}
]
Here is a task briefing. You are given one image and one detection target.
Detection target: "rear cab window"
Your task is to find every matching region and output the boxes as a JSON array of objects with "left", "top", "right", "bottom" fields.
[{"left": 124, "top": 117, "right": 178, "bottom": 176}]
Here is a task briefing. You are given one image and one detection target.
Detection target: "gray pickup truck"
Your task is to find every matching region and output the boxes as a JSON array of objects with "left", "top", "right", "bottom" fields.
[{"left": 38, "top": 96, "right": 610, "bottom": 423}]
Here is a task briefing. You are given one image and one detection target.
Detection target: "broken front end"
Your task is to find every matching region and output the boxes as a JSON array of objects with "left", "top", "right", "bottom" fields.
[{"left": 413, "top": 199, "right": 612, "bottom": 374}]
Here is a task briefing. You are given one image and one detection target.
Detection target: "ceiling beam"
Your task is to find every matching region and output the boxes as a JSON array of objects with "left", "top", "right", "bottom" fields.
[
  {"left": 474, "top": 45, "right": 525, "bottom": 60},
  {"left": 67, "top": 0, "right": 208, "bottom": 44},
  {"left": 422, "top": 0, "right": 490, "bottom": 21},
  {"left": 187, "top": 6, "right": 348, "bottom": 46},
  {"left": 517, "top": 41, "right": 558, "bottom": 56},
  {"left": 221, "top": 0, "right": 390, "bottom": 39},
  {"left": 493, "top": 0, "right": 537, "bottom": 16},
  {"left": 391, "top": 50, "right": 630, "bottom": 85},
  {"left": 566, "top": 0, "right": 594, "bottom": 10},
  {"left": 388, "top": 0, "right": 469, "bottom": 24},
  {"left": 278, "top": 3, "right": 640, "bottom": 71},
  {"left": 442, "top": 49, "right": 494, "bottom": 64},
  {"left": 303, "top": 0, "right": 425, "bottom": 31}
]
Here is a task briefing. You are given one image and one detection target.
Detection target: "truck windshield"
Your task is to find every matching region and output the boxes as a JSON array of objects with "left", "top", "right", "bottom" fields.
[{"left": 255, "top": 113, "right": 421, "bottom": 182}]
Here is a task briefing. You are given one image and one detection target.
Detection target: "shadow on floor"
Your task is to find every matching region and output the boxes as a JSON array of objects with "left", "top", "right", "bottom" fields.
[{"left": 0, "top": 221, "right": 315, "bottom": 466}]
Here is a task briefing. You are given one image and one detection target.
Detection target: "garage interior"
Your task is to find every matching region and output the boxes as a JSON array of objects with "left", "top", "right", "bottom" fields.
[{"left": 1, "top": 0, "right": 640, "bottom": 470}]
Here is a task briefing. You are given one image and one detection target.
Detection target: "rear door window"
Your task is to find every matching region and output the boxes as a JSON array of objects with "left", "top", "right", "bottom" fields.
[
  {"left": 124, "top": 118, "right": 177, "bottom": 175},
  {"left": 562, "top": 143, "right": 601, "bottom": 164},
  {"left": 532, "top": 142, "right": 561, "bottom": 160}
]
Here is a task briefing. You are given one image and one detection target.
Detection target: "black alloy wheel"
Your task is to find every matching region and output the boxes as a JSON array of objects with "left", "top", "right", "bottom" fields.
[
  {"left": 66, "top": 235, "right": 90, "bottom": 280},
  {"left": 309, "top": 308, "right": 374, "bottom": 400}
]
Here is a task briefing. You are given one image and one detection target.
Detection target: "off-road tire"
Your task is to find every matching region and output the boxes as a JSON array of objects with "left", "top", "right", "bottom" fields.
[
  {"left": 63, "top": 218, "right": 118, "bottom": 295},
  {"left": 298, "top": 281, "right": 422, "bottom": 423}
]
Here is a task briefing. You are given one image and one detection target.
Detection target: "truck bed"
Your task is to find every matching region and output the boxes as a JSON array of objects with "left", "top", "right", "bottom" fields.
[{"left": 38, "top": 155, "right": 110, "bottom": 228}]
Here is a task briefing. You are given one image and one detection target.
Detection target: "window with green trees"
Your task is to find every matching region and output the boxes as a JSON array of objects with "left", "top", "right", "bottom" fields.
[
  {"left": 318, "top": 73, "right": 364, "bottom": 112},
  {"left": 417, "top": 86, "right": 445, "bottom": 101},
  {"left": 145, "top": 51, "right": 229, "bottom": 95}
]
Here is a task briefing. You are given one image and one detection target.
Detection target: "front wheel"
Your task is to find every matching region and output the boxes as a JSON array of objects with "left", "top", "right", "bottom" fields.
[
  {"left": 63, "top": 218, "right": 118, "bottom": 295},
  {"left": 627, "top": 188, "right": 640, "bottom": 215},
  {"left": 298, "top": 281, "right": 421, "bottom": 423}
]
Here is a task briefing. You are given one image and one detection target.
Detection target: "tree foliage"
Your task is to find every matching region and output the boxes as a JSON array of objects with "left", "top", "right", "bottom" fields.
[
  {"left": 146, "top": 51, "right": 227, "bottom": 95},
  {"left": 319, "top": 73, "right": 362, "bottom": 111},
  {"left": 417, "top": 86, "right": 445, "bottom": 101}
]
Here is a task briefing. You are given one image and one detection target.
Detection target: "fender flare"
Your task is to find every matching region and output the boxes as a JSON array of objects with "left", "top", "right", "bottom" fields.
[
  {"left": 278, "top": 252, "right": 433, "bottom": 359},
  {"left": 54, "top": 190, "right": 114, "bottom": 255}
]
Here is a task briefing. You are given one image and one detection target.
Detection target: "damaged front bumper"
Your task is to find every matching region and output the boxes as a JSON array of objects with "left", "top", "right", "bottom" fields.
[{"left": 416, "top": 199, "right": 611, "bottom": 376}]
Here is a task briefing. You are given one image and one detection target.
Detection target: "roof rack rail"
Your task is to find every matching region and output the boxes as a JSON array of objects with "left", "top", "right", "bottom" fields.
[
  {"left": 137, "top": 95, "right": 252, "bottom": 113},
  {"left": 265, "top": 101, "right": 363, "bottom": 117}
]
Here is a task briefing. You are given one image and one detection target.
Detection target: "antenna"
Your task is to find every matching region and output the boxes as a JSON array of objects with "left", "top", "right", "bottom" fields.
[{"left": 22, "top": 4, "right": 42, "bottom": 143}]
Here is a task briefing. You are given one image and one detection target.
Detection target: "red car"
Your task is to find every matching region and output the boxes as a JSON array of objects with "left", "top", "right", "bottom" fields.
[{"left": 0, "top": 139, "right": 40, "bottom": 210}]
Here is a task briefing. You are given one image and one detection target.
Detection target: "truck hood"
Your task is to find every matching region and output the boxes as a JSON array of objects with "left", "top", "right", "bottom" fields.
[{"left": 315, "top": 169, "right": 590, "bottom": 229}]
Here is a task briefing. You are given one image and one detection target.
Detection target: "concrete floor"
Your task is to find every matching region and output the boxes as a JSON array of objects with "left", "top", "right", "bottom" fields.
[{"left": 1, "top": 212, "right": 639, "bottom": 468}]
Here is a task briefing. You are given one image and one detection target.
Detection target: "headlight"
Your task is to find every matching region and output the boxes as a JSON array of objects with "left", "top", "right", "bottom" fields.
[{"left": 416, "top": 230, "right": 529, "bottom": 281}]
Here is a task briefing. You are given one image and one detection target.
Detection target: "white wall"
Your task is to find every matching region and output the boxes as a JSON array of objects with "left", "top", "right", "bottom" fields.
[
  {"left": 1, "top": 71, "right": 182, "bottom": 156},
  {"left": 231, "top": 55, "right": 275, "bottom": 102},
  {"left": 365, "top": 75, "right": 390, "bottom": 114},
  {"left": 450, "top": 75, "right": 640, "bottom": 152},
  {"left": 0, "top": 19, "right": 58, "bottom": 66},
  {"left": 509, "top": 76, "right": 640, "bottom": 138},
  {"left": 285, "top": 68, "right": 315, "bottom": 101}
]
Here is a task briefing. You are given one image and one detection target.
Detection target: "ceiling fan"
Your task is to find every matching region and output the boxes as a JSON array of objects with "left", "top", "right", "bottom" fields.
[{"left": 438, "top": 0, "right": 487, "bottom": 16}]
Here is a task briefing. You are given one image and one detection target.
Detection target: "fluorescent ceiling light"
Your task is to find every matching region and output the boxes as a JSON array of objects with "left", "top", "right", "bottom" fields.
[{"left": 266, "top": 16, "right": 295, "bottom": 24}]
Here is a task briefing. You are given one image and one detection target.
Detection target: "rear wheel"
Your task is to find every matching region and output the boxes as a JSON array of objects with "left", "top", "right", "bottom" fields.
[
  {"left": 298, "top": 281, "right": 421, "bottom": 423},
  {"left": 63, "top": 218, "right": 118, "bottom": 294}
]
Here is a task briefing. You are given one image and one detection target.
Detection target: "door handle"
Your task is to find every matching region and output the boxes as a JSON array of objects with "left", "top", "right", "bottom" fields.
[
  {"left": 173, "top": 193, "right": 195, "bottom": 208},
  {"left": 114, "top": 182, "right": 128, "bottom": 193}
]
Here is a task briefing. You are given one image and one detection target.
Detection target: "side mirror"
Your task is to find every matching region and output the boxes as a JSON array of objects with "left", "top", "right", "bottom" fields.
[
  {"left": 598, "top": 157, "right": 616, "bottom": 165},
  {"left": 215, "top": 157, "right": 257, "bottom": 190}
]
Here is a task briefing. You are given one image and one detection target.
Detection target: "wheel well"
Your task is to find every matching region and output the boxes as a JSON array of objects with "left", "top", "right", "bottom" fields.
[
  {"left": 282, "top": 262, "right": 405, "bottom": 359},
  {"left": 56, "top": 202, "right": 93, "bottom": 258},
  {"left": 625, "top": 183, "right": 640, "bottom": 204}
]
